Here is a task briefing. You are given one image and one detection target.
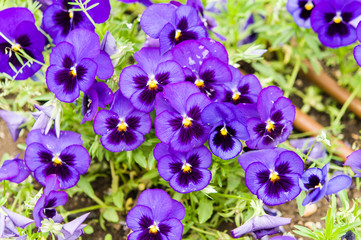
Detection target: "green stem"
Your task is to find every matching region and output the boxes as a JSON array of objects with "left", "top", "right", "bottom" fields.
[
  {"left": 284, "top": 56, "right": 301, "bottom": 98},
  {"left": 65, "top": 204, "right": 102, "bottom": 216},
  {"left": 190, "top": 226, "right": 218, "bottom": 237},
  {"left": 303, "top": 140, "right": 316, "bottom": 163},
  {"left": 212, "top": 192, "right": 252, "bottom": 201},
  {"left": 11, "top": 187, "right": 23, "bottom": 211},
  {"left": 333, "top": 85, "right": 360, "bottom": 127},
  {"left": 110, "top": 159, "right": 119, "bottom": 194}
]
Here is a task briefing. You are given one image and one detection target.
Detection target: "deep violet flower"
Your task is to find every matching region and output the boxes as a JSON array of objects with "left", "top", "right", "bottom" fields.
[
  {"left": 0, "top": 8, "right": 45, "bottom": 80},
  {"left": 154, "top": 143, "right": 212, "bottom": 193},
  {"left": 0, "top": 155, "right": 30, "bottom": 183},
  {"left": 287, "top": 0, "right": 319, "bottom": 28},
  {"left": 201, "top": 102, "right": 249, "bottom": 160},
  {"left": 126, "top": 189, "right": 185, "bottom": 240},
  {"left": 171, "top": 39, "right": 231, "bottom": 101},
  {"left": 140, "top": 3, "right": 207, "bottom": 54},
  {"left": 25, "top": 129, "right": 90, "bottom": 189},
  {"left": 0, "top": 110, "right": 27, "bottom": 142},
  {"left": 311, "top": 0, "right": 361, "bottom": 48},
  {"left": 345, "top": 149, "right": 361, "bottom": 177},
  {"left": 289, "top": 137, "right": 326, "bottom": 161},
  {"left": 119, "top": 47, "right": 185, "bottom": 112},
  {"left": 299, "top": 163, "right": 352, "bottom": 206},
  {"left": 231, "top": 214, "right": 291, "bottom": 239},
  {"left": 239, "top": 148, "right": 304, "bottom": 206},
  {"left": 33, "top": 175, "right": 68, "bottom": 228},
  {"left": 93, "top": 90, "right": 152, "bottom": 152},
  {"left": 81, "top": 81, "right": 113, "bottom": 124},
  {"left": 223, "top": 66, "right": 262, "bottom": 106},
  {"left": 155, "top": 82, "right": 211, "bottom": 152},
  {"left": 42, "top": 0, "right": 110, "bottom": 44},
  {"left": 46, "top": 29, "right": 113, "bottom": 103},
  {"left": 341, "top": 231, "right": 356, "bottom": 240},
  {"left": 57, "top": 212, "right": 90, "bottom": 240},
  {"left": 246, "top": 86, "right": 295, "bottom": 149},
  {"left": 0, "top": 206, "right": 33, "bottom": 238}
]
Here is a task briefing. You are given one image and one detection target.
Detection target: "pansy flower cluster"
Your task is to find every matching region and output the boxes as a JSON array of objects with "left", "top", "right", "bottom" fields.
[
  {"left": 1, "top": 0, "right": 360, "bottom": 239},
  {"left": 287, "top": 0, "right": 361, "bottom": 48}
]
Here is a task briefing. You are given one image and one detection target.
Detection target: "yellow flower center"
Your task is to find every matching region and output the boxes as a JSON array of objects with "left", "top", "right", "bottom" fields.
[
  {"left": 117, "top": 121, "right": 128, "bottom": 132},
  {"left": 12, "top": 43, "right": 21, "bottom": 52},
  {"left": 305, "top": 2, "right": 314, "bottom": 11},
  {"left": 269, "top": 171, "right": 280, "bottom": 183},
  {"left": 69, "top": 11, "right": 74, "bottom": 19},
  {"left": 266, "top": 120, "right": 275, "bottom": 133},
  {"left": 149, "top": 223, "right": 159, "bottom": 234},
  {"left": 232, "top": 92, "right": 240, "bottom": 101},
  {"left": 183, "top": 116, "right": 192, "bottom": 128},
  {"left": 52, "top": 155, "right": 63, "bottom": 166},
  {"left": 195, "top": 79, "right": 205, "bottom": 88},
  {"left": 175, "top": 30, "right": 182, "bottom": 41},
  {"left": 315, "top": 183, "right": 323, "bottom": 189},
  {"left": 182, "top": 163, "right": 192, "bottom": 173},
  {"left": 69, "top": 67, "right": 77, "bottom": 79},
  {"left": 148, "top": 77, "right": 158, "bottom": 90},
  {"left": 333, "top": 15, "right": 342, "bottom": 24},
  {"left": 220, "top": 126, "right": 228, "bottom": 136}
]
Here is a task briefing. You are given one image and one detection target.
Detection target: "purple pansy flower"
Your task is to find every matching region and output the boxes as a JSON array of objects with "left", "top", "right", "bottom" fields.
[
  {"left": 155, "top": 82, "right": 211, "bottom": 152},
  {"left": 270, "top": 236, "right": 297, "bottom": 240},
  {"left": 93, "top": 90, "right": 152, "bottom": 152},
  {"left": 46, "top": 29, "right": 113, "bottom": 103},
  {"left": 140, "top": 3, "right": 207, "bottom": 54},
  {"left": 287, "top": 0, "right": 319, "bottom": 28},
  {"left": 119, "top": 47, "right": 185, "bottom": 112},
  {"left": 239, "top": 148, "right": 304, "bottom": 206},
  {"left": 57, "top": 212, "right": 90, "bottom": 240},
  {"left": 289, "top": 137, "right": 326, "bottom": 161},
  {"left": 231, "top": 214, "right": 291, "bottom": 239},
  {"left": 353, "top": 23, "right": 361, "bottom": 67},
  {"left": 0, "top": 206, "right": 33, "bottom": 238},
  {"left": 299, "top": 163, "right": 352, "bottom": 206},
  {"left": 0, "top": 8, "right": 45, "bottom": 80},
  {"left": 0, "top": 155, "right": 30, "bottom": 183},
  {"left": 311, "top": 0, "right": 361, "bottom": 48},
  {"left": 42, "top": 0, "right": 110, "bottom": 44},
  {"left": 246, "top": 86, "right": 295, "bottom": 149},
  {"left": 223, "top": 66, "right": 262, "bottom": 106},
  {"left": 171, "top": 39, "right": 231, "bottom": 101},
  {"left": 33, "top": 175, "right": 68, "bottom": 228},
  {"left": 32, "top": 103, "right": 61, "bottom": 138},
  {"left": 345, "top": 149, "right": 361, "bottom": 177},
  {"left": 126, "top": 189, "right": 185, "bottom": 240},
  {"left": 342, "top": 231, "right": 356, "bottom": 240},
  {"left": 0, "top": 110, "right": 27, "bottom": 142},
  {"left": 154, "top": 143, "right": 212, "bottom": 193},
  {"left": 25, "top": 129, "right": 90, "bottom": 189},
  {"left": 201, "top": 102, "right": 249, "bottom": 160},
  {"left": 81, "top": 81, "right": 113, "bottom": 124}
]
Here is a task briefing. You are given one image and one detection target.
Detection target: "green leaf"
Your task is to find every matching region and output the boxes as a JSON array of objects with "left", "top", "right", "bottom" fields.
[
  {"left": 197, "top": 198, "right": 213, "bottom": 224},
  {"left": 104, "top": 233, "right": 112, "bottom": 240},
  {"left": 134, "top": 150, "right": 147, "bottom": 168},
  {"left": 113, "top": 190, "right": 124, "bottom": 210},
  {"left": 148, "top": 150, "right": 156, "bottom": 170},
  {"left": 103, "top": 208, "right": 119, "bottom": 223},
  {"left": 77, "top": 176, "right": 95, "bottom": 198},
  {"left": 296, "top": 191, "right": 306, "bottom": 216},
  {"left": 338, "top": 189, "right": 349, "bottom": 209},
  {"left": 83, "top": 225, "right": 94, "bottom": 234}
]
